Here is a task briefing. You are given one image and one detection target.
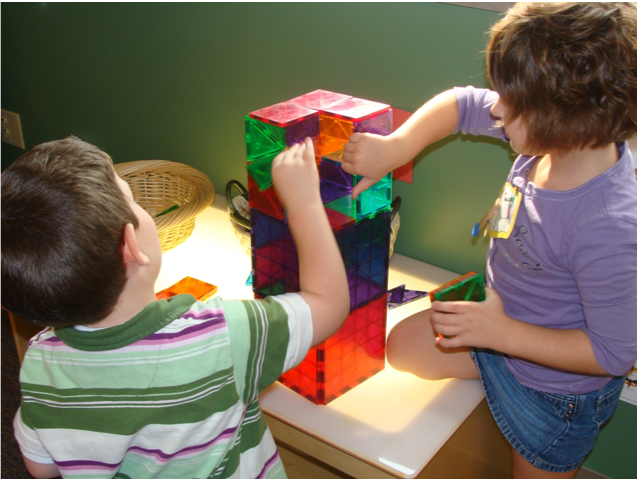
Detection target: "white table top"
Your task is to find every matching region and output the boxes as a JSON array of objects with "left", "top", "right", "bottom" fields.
[{"left": 158, "top": 194, "right": 485, "bottom": 479}]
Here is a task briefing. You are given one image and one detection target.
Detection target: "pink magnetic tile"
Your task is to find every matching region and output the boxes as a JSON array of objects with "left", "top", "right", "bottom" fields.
[
  {"left": 250, "top": 102, "right": 318, "bottom": 127},
  {"left": 391, "top": 108, "right": 414, "bottom": 183},
  {"left": 324, "top": 97, "right": 391, "bottom": 122},
  {"left": 289, "top": 89, "right": 353, "bottom": 111}
]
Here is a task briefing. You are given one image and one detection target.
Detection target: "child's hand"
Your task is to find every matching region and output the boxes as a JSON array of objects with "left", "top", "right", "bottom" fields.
[
  {"left": 431, "top": 287, "right": 510, "bottom": 349},
  {"left": 271, "top": 137, "right": 321, "bottom": 214},
  {"left": 342, "top": 133, "right": 399, "bottom": 199}
]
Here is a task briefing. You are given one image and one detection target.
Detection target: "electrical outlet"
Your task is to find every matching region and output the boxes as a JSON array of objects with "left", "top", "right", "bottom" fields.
[{"left": 1, "top": 109, "right": 25, "bottom": 149}]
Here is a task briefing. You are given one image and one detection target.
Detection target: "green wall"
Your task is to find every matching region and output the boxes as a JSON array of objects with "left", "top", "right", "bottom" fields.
[
  {"left": 2, "top": 3, "right": 634, "bottom": 478},
  {"left": 1, "top": 1, "right": 512, "bottom": 276}
]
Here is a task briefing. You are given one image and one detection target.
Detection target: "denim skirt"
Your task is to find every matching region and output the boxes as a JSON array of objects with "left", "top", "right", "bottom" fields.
[{"left": 471, "top": 348, "right": 625, "bottom": 473}]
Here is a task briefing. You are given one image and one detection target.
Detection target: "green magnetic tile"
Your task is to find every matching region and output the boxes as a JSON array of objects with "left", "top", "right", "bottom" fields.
[
  {"left": 247, "top": 151, "right": 278, "bottom": 191},
  {"left": 325, "top": 195, "right": 355, "bottom": 219},
  {"left": 245, "top": 116, "right": 285, "bottom": 161}
]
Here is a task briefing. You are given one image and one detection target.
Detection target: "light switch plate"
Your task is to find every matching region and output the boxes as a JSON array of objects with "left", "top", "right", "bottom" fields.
[{"left": 1, "top": 109, "right": 25, "bottom": 149}]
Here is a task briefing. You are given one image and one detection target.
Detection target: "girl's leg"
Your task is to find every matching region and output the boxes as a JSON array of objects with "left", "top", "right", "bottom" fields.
[
  {"left": 512, "top": 449, "right": 578, "bottom": 479},
  {"left": 386, "top": 308, "right": 479, "bottom": 380}
]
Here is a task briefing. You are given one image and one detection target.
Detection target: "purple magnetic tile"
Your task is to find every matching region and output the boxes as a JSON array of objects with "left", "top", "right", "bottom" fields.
[
  {"left": 286, "top": 116, "right": 320, "bottom": 146},
  {"left": 354, "top": 109, "right": 393, "bottom": 136},
  {"left": 288, "top": 90, "right": 353, "bottom": 111},
  {"left": 323, "top": 97, "right": 391, "bottom": 122},
  {"left": 403, "top": 288, "right": 429, "bottom": 302},
  {"left": 320, "top": 157, "right": 352, "bottom": 189},
  {"left": 387, "top": 284, "right": 429, "bottom": 310},
  {"left": 321, "top": 183, "right": 351, "bottom": 204},
  {"left": 250, "top": 102, "right": 318, "bottom": 127},
  {"left": 350, "top": 283, "right": 371, "bottom": 311},
  {"left": 387, "top": 284, "right": 406, "bottom": 304}
]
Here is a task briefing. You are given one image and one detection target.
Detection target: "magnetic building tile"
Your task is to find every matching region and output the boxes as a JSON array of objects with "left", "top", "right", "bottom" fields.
[
  {"left": 246, "top": 90, "right": 394, "bottom": 405},
  {"left": 323, "top": 97, "right": 391, "bottom": 122},
  {"left": 156, "top": 276, "right": 218, "bottom": 302},
  {"left": 288, "top": 89, "right": 353, "bottom": 111},
  {"left": 278, "top": 294, "right": 387, "bottom": 404},
  {"left": 245, "top": 116, "right": 285, "bottom": 162}
]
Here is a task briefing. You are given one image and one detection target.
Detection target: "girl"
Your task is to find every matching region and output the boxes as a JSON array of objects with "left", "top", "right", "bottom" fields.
[{"left": 341, "top": 3, "right": 637, "bottom": 478}]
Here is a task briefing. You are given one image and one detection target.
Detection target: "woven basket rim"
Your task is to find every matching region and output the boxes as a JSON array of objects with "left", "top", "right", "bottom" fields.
[{"left": 113, "top": 159, "right": 215, "bottom": 245}]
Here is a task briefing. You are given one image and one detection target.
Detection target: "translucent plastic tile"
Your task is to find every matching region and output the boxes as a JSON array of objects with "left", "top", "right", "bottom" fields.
[
  {"left": 285, "top": 116, "right": 320, "bottom": 146},
  {"left": 429, "top": 272, "right": 486, "bottom": 303},
  {"left": 319, "top": 115, "right": 353, "bottom": 155},
  {"left": 354, "top": 109, "right": 393, "bottom": 136},
  {"left": 248, "top": 174, "right": 285, "bottom": 220},
  {"left": 249, "top": 102, "right": 320, "bottom": 147},
  {"left": 250, "top": 101, "right": 318, "bottom": 128},
  {"left": 336, "top": 211, "right": 391, "bottom": 310},
  {"left": 251, "top": 211, "right": 299, "bottom": 298},
  {"left": 320, "top": 182, "right": 350, "bottom": 205},
  {"left": 325, "top": 195, "right": 355, "bottom": 220},
  {"left": 245, "top": 116, "right": 285, "bottom": 161},
  {"left": 247, "top": 150, "right": 278, "bottom": 191},
  {"left": 320, "top": 152, "right": 392, "bottom": 222},
  {"left": 320, "top": 155, "right": 352, "bottom": 189},
  {"left": 354, "top": 173, "right": 392, "bottom": 219},
  {"left": 387, "top": 284, "right": 429, "bottom": 310},
  {"left": 318, "top": 135, "right": 348, "bottom": 158},
  {"left": 324, "top": 207, "right": 355, "bottom": 231},
  {"left": 247, "top": 91, "right": 394, "bottom": 405},
  {"left": 278, "top": 294, "right": 387, "bottom": 405},
  {"left": 288, "top": 89, "right": 352, "bottom": 111},
  {"left": 155, "top": 276, "right": 218, "bottom": 301},
  {"left": 323, "top": 97, "right": 390, "bottom": 122}
]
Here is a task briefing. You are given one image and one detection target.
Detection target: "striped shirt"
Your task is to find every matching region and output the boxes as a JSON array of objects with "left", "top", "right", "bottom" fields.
[{"left": 14, "top": 293, "right": 312, "bottom": 479}]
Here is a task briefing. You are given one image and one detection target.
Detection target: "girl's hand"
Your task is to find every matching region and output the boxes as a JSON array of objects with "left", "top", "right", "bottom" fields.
[
  {"left": 341, "top": 133, "right": 402, "bottom": 199},
  {"left": 431, "top": 287, "right": 511, "bottom": 349}
]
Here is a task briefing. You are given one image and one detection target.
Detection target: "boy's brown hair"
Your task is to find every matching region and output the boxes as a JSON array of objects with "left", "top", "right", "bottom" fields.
[
  {"left": 1, "top": 137, "right": 139, "bottom": 327},
  {"left": 487, "top": 2, "right": 637, "bottom": 153}
]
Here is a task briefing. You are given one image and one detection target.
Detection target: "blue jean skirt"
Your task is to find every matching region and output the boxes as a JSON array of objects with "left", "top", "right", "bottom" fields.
[{"left": 471, "top": 348, "right": 625, "bottom": 473}]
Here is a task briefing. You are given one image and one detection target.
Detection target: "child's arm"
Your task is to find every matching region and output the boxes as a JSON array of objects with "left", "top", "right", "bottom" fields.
[
  {"left": 341, "top": 89, "right": 459, "bottom": 198},
  {"left": 431, "top": 288, "right": 610, "bottom": 375},
  {"left": 22, "top": 456, "right": 60, "bottom": 479},
  {"left": 271, "top": 138, "right": 349, "bottom": 345}
]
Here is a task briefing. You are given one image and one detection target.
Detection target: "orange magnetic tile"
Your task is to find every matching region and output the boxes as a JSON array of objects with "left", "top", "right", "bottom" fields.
[{"left": 156, "top": 276, "right": 218, "bottom": 301}]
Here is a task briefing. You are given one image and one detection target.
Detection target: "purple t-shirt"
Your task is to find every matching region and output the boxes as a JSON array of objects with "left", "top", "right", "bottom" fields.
[{"left": 455, "top": 86, "right": 637, "bottom": 394}]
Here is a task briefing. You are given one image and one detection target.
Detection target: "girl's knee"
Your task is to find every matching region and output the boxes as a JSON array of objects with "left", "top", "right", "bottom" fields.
[{"left": 386, "top": 312, "right": 446, "bottom": 379}]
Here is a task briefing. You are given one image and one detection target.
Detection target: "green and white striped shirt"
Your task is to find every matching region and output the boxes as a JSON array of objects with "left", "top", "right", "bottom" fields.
[{"left": 14, "top": 293, "right": 312, "bottom": 479}]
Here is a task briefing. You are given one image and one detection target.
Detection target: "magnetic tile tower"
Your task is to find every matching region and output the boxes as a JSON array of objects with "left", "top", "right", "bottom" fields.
[{"left": 246, "top": 90, "right": 393, "bottom": 405}]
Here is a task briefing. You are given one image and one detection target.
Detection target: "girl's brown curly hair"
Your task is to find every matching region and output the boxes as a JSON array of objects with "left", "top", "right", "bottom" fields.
[{"left": 487, "top": 2, "right": 637, "bottom": 152}]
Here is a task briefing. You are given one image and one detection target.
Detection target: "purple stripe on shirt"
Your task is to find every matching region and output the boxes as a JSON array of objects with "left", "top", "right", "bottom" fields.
[
  {"left": 126, "top": 426, "right": 238, "bottom": 461},
  {"left": 255, "top": 450, "right": 281, "bottom": 479},
  {"left": 139, "top": 318, "right": 226, "bottom": 343}
]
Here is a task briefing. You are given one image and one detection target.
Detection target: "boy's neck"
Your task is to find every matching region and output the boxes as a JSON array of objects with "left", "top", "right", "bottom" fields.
[
  {"left": 89, "top": 275, "right": 158, "bottom": 329},
  {"left": 528, "top": 143, "right": 619, "bottom": 191}
]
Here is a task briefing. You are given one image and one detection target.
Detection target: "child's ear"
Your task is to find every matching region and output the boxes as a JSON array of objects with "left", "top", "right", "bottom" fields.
[{"left": 122, "top": 223, "right": 150, "bottom": 267}]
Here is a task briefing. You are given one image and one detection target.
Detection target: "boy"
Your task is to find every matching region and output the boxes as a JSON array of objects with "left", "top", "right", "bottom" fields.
[
  {"left": 1, "top": 136, "right": 349, "bottom": 479},
  {"left": 341, "top": 3, "right": 637, "bottom": 478}
]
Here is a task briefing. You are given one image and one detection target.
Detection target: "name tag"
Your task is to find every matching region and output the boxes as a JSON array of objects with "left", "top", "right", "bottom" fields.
[{"left": 488, "top": 181, "right": 522, "bottom": 239}]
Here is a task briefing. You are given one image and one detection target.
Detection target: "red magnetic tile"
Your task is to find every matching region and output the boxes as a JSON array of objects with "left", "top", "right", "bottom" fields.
[
  {"left": 323, "top": 97, "right": 391, "bottom": 122},
  {"left": 250, "top": 102, "right": 318, "bottom": 127},
  {"left": 288, "top": 89, "right": 353, "bottom": 112}
]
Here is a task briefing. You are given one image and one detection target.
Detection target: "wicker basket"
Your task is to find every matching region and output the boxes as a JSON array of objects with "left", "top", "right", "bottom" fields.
[
  {"left": 114, "top": 160, "right": 215, "bottom": 253},
  {"left": 226, "top": 180, "right": 251, "bottom": 256}
]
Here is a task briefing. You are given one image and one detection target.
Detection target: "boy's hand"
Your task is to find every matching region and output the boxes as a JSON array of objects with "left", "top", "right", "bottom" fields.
[
  {"left": 271, "top": 137, "right": 321, "bottom": 213},
  {"left": 431, "top": 287, "right": 510, "bottom": 350}
]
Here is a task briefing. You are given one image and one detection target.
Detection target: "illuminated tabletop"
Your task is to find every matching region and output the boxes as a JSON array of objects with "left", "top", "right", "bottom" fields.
[{"left": 158, "top": 194, "right": 509, "bottom": 479}]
